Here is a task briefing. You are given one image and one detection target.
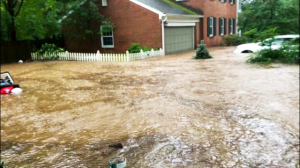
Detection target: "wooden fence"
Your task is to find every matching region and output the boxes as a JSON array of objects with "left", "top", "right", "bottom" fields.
[
  {"left": 31, "top": 48, "right": 165, "bottom": 62},
  {"left": 1, "top": 41, "right": 32, "bottom": 64}
]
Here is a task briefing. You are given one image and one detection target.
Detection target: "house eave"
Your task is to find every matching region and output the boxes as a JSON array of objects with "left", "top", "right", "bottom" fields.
[{"left": 162, "top": 14, "right": 203, "bottom": 24}]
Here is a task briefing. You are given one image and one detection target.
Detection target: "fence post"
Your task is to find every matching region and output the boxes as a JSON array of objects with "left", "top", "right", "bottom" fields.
[
  {"left": 160, "top": 48, "right": 164, "bottom": 56},
  {"left": 126, "top": 51, "right": 130, "bottom": 62},
  {"left": 140, "top": 49, "right": 143, "bottom": 60},
  {"left": 97, "top": 50, "right": 100, "bottom": 61},
  {"left": 151, "top": 48, "right": 154, "bottom": 57}
]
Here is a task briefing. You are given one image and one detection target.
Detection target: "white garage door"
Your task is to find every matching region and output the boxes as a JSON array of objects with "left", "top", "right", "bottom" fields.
[{"left": 165, "top": 27, "right": 194, "bottom": 55}]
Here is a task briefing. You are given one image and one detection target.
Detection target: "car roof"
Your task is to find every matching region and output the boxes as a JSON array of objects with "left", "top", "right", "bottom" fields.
[{"left": 274, "top": 34, "right": 300, "bottom": 39}]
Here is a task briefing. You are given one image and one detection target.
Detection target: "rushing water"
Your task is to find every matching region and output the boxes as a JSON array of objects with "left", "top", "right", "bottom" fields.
[{"left": 1, "top": 47, "right": 299, "bottom": 167}]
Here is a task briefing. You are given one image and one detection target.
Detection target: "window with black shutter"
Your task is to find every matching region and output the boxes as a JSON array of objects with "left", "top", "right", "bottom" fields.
[
  {"left": 207, "top": 17, "right": 214, "bottom": 37},
  {"left": 219, "top": 18, "right": 225, "bottom": 36},
  {"left": 229, "top": 18, "right": 233, "bottom": 35}
]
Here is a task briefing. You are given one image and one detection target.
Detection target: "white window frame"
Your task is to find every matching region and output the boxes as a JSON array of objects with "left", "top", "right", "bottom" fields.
[
  {"left": 101, "top": 26, "right": 114, "bottom": 48},
  {"left": 209, "top": 17, "right": 213, "bottom": 37},
  {"left": 230, "top": 0, "right": 233, "bottom": 4},
  {"left": 230, "top": 18, "right": 233, "bottom": 35},
  {"left": 220, "top": 0, "right": 225, "bottom": 2},
  {"left": 221, "top": 18, "right": 224, "bottom": 36},
  {"left": 102, "top": 0, "right": 107, "bottom": 6}
]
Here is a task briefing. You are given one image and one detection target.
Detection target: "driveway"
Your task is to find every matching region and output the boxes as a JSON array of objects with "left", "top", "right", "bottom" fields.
[{"left": 1, "top": 47, "right": 299, "bottom": 167}]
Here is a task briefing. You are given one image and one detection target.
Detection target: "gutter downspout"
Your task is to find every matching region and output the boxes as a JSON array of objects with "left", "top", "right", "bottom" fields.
[{"left": 161, "top": 15, "right": 167, "bottom": 56}]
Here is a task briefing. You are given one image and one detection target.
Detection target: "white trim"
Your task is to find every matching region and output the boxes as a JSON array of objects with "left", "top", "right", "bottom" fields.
[
  {"left": 209, "top": 17, "right": 213, "bottom": 37},
  {"left": 221, "top": 18, "right": 224, "bottom": 36},
  {"left": 230, "top": 18, "right": 233, "bottom": 35},
  {"left": 193, "top": 26, "right": 195, "bottom": 49},
  {"left": 101, "top": 26, "right": 114, "bottom": 48},
  {"left": 165, "top": 23, "right": 196, "bottom": 27},
  {"left": 102, "top": 0, "right": 107, "bottom": 6},
  {"left": 236, "top": 0, "right": 240, "bottom": 36},
  {"left": 129, "top": 0, "right": 165, "bottom": 19},
  {"left": 165, "top": 14, "right": 204, "bottom": 18},
  {"left": 162, "top": 17, "right": 167, "bottom": 56}
]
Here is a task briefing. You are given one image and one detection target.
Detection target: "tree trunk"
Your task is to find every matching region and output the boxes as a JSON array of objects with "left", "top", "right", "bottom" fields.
[{"left": 8, "top": 0, "right": 17, "bottom": 41}]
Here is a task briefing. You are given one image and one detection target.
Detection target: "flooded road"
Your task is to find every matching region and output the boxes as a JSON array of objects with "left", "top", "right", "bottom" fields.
[{"left": 1, "top": 47, "right": 299, "bottom": 167}]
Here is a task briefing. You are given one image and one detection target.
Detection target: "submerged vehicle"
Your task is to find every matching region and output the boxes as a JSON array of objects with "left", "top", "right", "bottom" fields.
[
  {"left": 233, "top": 34, "right": 300, "bottom": 53},
  {"left": 1, "top": 72, "right": 22, "bottom": 95}
]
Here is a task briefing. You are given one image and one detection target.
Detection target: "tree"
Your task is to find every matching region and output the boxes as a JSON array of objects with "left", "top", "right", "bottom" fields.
[
  {"left": 0, "top": 0, "right": 83, "bottom": 41},
  {"left": 62, "top": 0, "right": 114, "bottom": 52},
  {"left": 193, "top": 43, "right": 212, "bottom": 59},
  {"left": 1, "top": 0, "right": 24, "bottom": 41},
  {"left": 238, "top": 0, "right": 299, "bottom": 41}
]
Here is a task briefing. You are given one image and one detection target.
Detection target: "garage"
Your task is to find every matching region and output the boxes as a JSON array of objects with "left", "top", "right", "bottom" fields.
[{"left": 165, "top": 27, "right": 194, "bottom": 55}]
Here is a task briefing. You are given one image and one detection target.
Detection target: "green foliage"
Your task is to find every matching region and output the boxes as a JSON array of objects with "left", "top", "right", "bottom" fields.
[
  {"left": 1, "top": 0, "right": 65, "bottom": 41},
  {"left": 63, "top": 0, "right": 114, "bottom": 52},
  {"left": 239, "top": 0, "right": 299, "bottom": 41},
  {"left": 247, "top": 40, "right": 299, "bottom": 64},
  {"left": 1, "top": 161, "right": 7, "bottom": 168},
  {"left": 193, "top": 43, "right": 212, "bottom": 59},
  {"left": 0, "top": 0, "right": 88, "bottom": 41},
  {"left": 36, "top": 43, "right": 65, "bottom": 60},
  {"left": 127, "top": 43, "right": 154, "bottom": 53},
  {"left": 222, "top": 34, "right": 249, "bottom": 46},
  {"left": 243, "top": 27, "right": 279, "bottom": 42},
  {"left": 278, "top": 40, "right": 300, "bottom": 63}
]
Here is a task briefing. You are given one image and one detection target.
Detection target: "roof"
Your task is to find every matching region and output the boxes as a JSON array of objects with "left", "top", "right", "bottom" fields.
[{"left": 135, "top": 0, "right": 203, "bottom": 15}]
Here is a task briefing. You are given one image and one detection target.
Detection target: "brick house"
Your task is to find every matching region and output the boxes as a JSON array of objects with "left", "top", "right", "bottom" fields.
[{"left": 62, "top": 0, "right": 241, "bottom": 55}]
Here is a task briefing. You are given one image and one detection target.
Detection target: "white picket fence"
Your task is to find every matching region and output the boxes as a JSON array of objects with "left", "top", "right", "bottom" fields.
[{"left": 31, "top": 48, "right": 165, "bottom": 62}]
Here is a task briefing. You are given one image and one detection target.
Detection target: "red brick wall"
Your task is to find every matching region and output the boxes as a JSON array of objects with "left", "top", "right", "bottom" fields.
[
  {"left": 62, "top": 0, "right": 162, "bottom": 53},
  {"left": 183, "top": 0, "right": 237, "bottom": 47}
]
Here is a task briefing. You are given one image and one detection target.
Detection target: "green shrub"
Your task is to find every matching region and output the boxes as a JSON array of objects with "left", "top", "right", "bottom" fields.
[
  {"left": 193, "top": 43, "right": 212, "bottom": 59},
  {"left": 222, "top": 35, "right": 248, "bottom": 46},
  {"left": 1, "top": 162, "right": 8, "bottom": 168},
  {"left": 128, "top": 43, "right": 156, "bottom": 53},
  {"left": 36, "top": 43, "right": 65, "bottom": 60},
  {"left": 279, "top": 44, "right": 300, "bottom": 64},
  {"left": 247, "top": 49, "right": 283, "bottom": 64},
  {"left": 247, "top": 43, "right": 299, "bottom": 64}
]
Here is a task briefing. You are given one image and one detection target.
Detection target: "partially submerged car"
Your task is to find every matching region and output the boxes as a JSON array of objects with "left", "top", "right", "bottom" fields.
[
  {"left": 1, "top": 72, "right": 22, "bottom": 95},
  {"left": 233, "top": 35, "right": 300, "bottom": 53}
]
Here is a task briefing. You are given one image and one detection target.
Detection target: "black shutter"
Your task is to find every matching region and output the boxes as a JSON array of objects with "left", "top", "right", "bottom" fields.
[
  {"left": 207, "top": 17, "right": 210, "bottom": 37},
  {"left": 219, "top": 18, "right": 222, "bottom": 36},
  {"left": 233, "top": 0, "right": 235, "bottom": 4},
  {"left": 224, "top": 18, "right": 227, "bottom": 35},
  {"left": 233, "top": 19, "right": 236, "bottom": 34},
  {"left": 224, "top": 0, "right": 227, "bottom": 2},
  {"left": 213, "top": 17, "right": 217, "bottom": 36}
]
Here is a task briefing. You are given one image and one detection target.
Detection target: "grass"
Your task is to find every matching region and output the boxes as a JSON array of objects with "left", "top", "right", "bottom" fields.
[{"left": 162, "top": 0, "right": 198, "bottom": 15}]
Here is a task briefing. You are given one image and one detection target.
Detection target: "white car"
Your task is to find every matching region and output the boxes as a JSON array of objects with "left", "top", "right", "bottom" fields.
[{"left": 233, "top": 34, "right": 299, "bottom": 53}]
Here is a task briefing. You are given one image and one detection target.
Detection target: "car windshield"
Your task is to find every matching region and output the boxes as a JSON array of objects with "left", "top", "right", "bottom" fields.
[
  {"left": 261, "top": 37, "right": 296, "bottom": 46},
  {"left": 272, "top": 38, "right": 295, "bottom": 46}
]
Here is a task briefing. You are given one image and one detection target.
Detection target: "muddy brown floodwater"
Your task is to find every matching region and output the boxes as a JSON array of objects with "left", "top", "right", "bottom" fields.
[{"left": 1, "top": 47, "right": 299, "bottom": 168}]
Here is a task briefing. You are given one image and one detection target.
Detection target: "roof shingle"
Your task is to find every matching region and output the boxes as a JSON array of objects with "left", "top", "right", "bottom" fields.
[{"left": 135, "top": 0, "right": 203, "bottom": 15}]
